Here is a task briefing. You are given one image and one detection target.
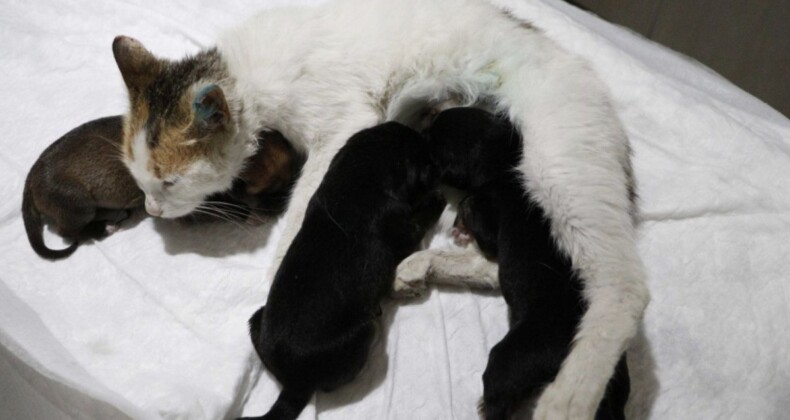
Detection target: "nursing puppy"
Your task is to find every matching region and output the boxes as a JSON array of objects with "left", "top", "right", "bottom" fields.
[
  {"left": 22, "top": 116, "right": 143, "bottom": 259},
  {"left": 426, "top": 108, "right": 630, "bottom": 420},
  {"left": 187, "top": 130, "right": 304, "bottom": 224},
  {"left": 244, "top": 122, "right": 444, "bottom": 420},
  {"left": 235, "top": 130, "right": 305, "bottom": 220}
]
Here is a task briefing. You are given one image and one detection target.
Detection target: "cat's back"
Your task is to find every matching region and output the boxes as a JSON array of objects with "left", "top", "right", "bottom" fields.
[{"left": 218, "top": 0, "right": 520, "bottom": 87}]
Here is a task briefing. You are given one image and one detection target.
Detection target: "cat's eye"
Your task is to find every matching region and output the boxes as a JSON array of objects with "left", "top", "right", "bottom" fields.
[{"left": 163, "top": 180, "right": 176, "bottom": 188}]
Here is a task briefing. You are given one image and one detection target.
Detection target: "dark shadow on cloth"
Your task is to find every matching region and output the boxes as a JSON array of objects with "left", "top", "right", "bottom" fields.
[
  {"left": 625, "top": 326, "right": 660, "bottom": 418},
  {"left": 153, "top": 216, "right": 278, "bottom": 258}
]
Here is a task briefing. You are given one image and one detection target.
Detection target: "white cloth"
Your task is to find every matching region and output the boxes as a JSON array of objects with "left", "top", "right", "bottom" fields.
[{"left": 1, "top": 0, "right": 788, "bottom": 419}]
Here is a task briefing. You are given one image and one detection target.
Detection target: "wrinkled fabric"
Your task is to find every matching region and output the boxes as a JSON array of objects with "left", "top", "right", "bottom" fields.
[{"left": 0, "top": 0, "right": 788, "bottom": 419}]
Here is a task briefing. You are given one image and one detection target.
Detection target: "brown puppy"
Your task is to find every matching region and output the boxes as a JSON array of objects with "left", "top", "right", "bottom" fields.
[
  {"left": 22, "top": 116, "right": 143, "bottom": 259},
  {"left": 235, "top": 130, "right": 304, "bottom": 220},
  {"left": 182, "top": 130, "right": 304, "bottom": 225}
]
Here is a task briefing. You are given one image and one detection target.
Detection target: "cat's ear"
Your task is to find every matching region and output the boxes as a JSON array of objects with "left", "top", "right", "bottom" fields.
[
  {"left": 193, "top": 84, "right": 231, "bottom": 132},
  {"left": 112, "top": 36, "right": 160, "bottom": 91}
]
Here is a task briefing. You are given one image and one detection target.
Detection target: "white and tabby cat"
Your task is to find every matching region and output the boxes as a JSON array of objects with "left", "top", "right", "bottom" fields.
[{"left": 112, "top": 0, "right": 650, "bottom": 418}]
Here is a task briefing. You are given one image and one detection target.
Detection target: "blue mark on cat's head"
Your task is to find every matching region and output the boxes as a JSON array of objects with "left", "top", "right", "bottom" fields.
[{"left": 193, "top": 84, "right": 219, "bottom": 121}]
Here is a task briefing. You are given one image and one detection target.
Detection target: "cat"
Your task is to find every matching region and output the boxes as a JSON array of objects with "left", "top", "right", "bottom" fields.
[
  {"left": 22, "top": 116, "right": 143, "bottom": 259},
  {"left": 22, "top": 115, "right": 301, "bottom": 260},
  {"left": 111, "top": 0, "right": 649, "bottom": 417},
  {"left": 243, "top": 122, "right": 444, "bottom": 420},
  {"left": 425, "top": 107, "right": 631, "bottom": 420}
]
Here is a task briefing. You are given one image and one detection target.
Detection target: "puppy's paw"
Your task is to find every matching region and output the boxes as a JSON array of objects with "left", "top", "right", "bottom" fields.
[{"left": 392, "top": 251, "right": 433, "bottom": 298}]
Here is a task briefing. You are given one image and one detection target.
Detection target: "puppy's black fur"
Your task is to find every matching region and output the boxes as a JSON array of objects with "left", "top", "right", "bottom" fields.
[
  {"left": 243, "top": 122, "right": 444, "bottom": 420},
  {"left": 426, "top": 108, "right": 629, "bottom": 420}
]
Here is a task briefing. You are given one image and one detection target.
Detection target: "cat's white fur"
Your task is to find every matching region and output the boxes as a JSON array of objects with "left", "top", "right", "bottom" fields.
[
  {"left": 393, "top": 248, "right": 501, "bottom": 297},
  {"left": 130, "top": 0, "right": 650, "bottom": 417}
]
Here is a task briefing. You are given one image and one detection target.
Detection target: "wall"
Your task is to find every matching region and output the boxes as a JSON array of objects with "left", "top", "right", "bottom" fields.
[{"left": 571, "top": 0, "right": 789, "bottom": 117}]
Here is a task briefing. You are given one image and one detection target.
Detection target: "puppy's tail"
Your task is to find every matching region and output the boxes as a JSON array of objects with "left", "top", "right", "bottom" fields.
[
  {"left": 259, "top": 386, "right": 313, "bottom": 420},
  {"left": 22, "top": 181, "right": 77, "bottom": 259}
]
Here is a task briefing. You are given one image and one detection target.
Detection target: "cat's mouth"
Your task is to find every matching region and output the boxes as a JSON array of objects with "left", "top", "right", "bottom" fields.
[
  {"left": 144, "top": 195, "right": 196, "bottom": 219},
  {"left": 144, "top": 195, "right": 164, "bottom": 217}
]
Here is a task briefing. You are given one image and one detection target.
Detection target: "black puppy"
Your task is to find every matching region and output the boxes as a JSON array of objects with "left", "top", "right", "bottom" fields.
[
  {"left": 243, "top": 122, "right": 444, "bottom": 420},
  {"left": 426, "top": 108, "right": 630, "bottom": 420}
]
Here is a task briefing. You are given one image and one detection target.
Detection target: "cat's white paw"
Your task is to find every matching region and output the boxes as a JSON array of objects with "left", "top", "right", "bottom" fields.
[
  {"left": 105, "top": 224, "right": 121, "bottom": 235},
  {"left": 392, "top": 251, "right": 432, "bottom": 298},
  {"left": 392, "top": 277, "right": 426, "bottom": 298}
]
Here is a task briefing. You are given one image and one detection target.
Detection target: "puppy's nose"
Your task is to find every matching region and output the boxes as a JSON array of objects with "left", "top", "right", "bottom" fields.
[{"left": 145, "top": 196, "right": 163, "bottom": 217}]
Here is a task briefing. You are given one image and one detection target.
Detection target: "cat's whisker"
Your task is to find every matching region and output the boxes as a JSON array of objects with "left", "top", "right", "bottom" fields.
[
  {"left": 199, "top": 204, "right": 251, "bottom": 218},
  {"left": 201, "top": 200, "right": 250, "bottom": 211},
  {"left": 201, "top": 200, "right": 282, "bottom": 213},
  {"left": 193, "top": 205, "right": 252, "bottom": 232},
  {"left": 191, "top": 208, "right": 248, "bottom": 231}
]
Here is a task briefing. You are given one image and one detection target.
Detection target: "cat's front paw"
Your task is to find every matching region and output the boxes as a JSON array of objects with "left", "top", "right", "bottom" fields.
[{"left": 392, "top": 251, "right": 433, "bottom": 298}]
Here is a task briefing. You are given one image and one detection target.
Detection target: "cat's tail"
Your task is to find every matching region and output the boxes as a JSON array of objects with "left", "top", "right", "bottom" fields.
[{"left": 22, "top": 180, "right": 78, "bottom": 259}]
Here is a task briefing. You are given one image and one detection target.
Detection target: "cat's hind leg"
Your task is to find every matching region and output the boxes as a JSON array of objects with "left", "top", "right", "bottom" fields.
[
  {"left": 392, "top": 248, "right": 499, "bottom": 298},
  {"left": 493, "top": 41, "right": 649, "bottom": 420}
]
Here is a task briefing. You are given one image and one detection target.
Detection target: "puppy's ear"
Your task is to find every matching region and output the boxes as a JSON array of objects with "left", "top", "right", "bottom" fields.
[
  {"left": 193, "top": 84, "right": 231, "bottom": 133},
  {"left": 112, "top": 36, "right": 160, "bottom": 92}
]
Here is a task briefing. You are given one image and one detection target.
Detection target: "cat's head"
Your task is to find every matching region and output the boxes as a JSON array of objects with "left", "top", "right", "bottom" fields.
[{"left": 113, "top": 36, "right": 252, "bottom": 218}]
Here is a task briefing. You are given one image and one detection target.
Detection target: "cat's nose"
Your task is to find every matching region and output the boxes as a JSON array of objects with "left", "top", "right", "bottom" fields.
[{"left": 145, "top": 196, "right": 163, "bottom": 217}]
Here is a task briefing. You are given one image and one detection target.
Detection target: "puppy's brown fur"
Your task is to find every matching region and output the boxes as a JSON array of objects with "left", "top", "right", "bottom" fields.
[
  {"left": 22, "top": 116, "right": 144, "bottom": 259},
  {"left": 235, "top": 130, "right": 304, "bottom": 218},
  {"left": 174, "top": 130, "right": 304, "bottom": 225}
]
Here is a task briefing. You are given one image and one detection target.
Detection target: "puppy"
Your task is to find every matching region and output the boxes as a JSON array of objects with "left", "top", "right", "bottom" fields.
[
  {"left": 23, "top": 118, "right": 302, "bottom": 259},
  {"left": 426, "top": 108, "right": 630, "bottom": 420},
  {"left": 235, "top": 130, "right": 305, "bottom": 220},
  {"left": 186, "top": 130, "right": 304, "bottom": 224},
  {"left": 243, "top": 122, "right": 444, "bottom": 420},
  {"left": 22, "top": 116, "right": 143, "bottom": 259}
]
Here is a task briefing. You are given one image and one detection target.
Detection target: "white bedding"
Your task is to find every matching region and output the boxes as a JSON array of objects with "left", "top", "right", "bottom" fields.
[{"left": 1, "top": 1, "right": 788, "bottom": 419}]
